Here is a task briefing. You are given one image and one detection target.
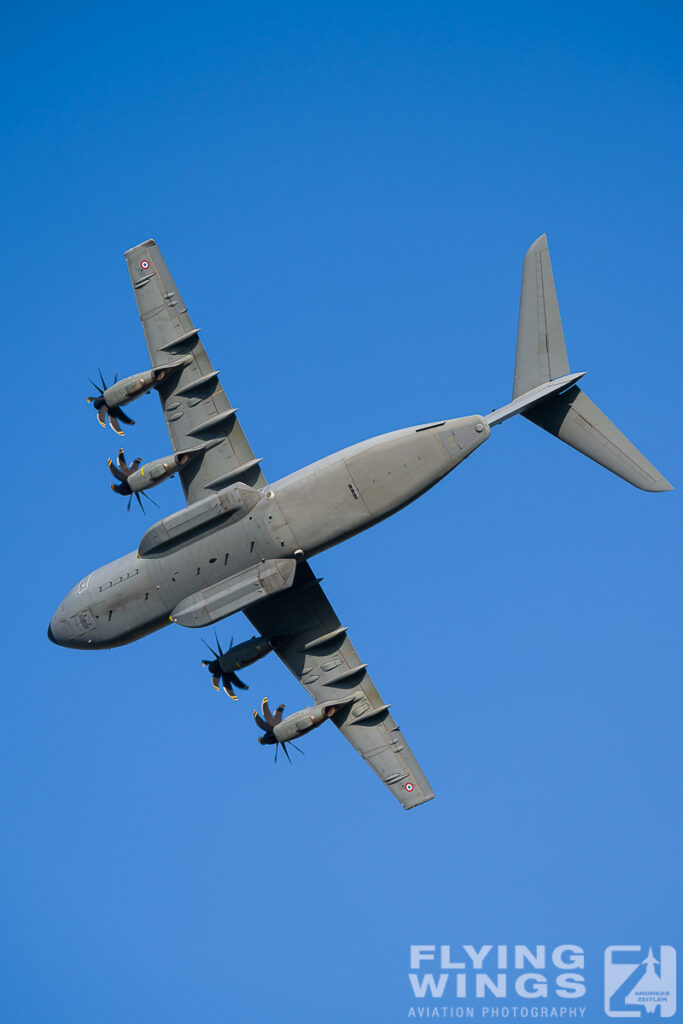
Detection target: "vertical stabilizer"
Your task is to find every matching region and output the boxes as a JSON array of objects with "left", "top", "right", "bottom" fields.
[{"left": 513, "top": 234, "right": 569, "bottom": 399}]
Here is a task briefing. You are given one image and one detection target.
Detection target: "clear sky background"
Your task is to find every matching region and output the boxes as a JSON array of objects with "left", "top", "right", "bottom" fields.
[{"left": 1, "top": 2, "right": 681, "bottom": 1021}]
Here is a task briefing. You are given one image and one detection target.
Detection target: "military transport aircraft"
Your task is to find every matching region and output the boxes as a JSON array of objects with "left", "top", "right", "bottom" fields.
[{"left": 48, "top": 236, "right": 672, "bottom": 808}]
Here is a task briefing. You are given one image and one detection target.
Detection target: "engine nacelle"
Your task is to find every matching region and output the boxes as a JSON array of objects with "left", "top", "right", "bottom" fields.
[
  {"left": 273, "top": 702, "right": 342, "bottom": 743},
  {"left": 127, "top": 448, "right": 199, "bottom": 493},
  {"left": 218, "top": 635, "right": 273, "bottom": 674},
  {"left": 102, "top": 362, "right": 183, "bottom": 409}
]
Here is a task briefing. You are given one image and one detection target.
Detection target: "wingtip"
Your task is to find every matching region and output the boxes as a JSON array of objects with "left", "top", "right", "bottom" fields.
[
  {"left": 647, "top": 478, "right": 674, "bottom": 493},
  {"left": 124, "top": 238, "right": 157, "bottom": 256}
]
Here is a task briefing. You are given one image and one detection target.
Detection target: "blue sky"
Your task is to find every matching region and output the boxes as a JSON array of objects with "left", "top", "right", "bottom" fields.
[{"left": 1, "top": 2, "right": 681, "bottom": 1021}]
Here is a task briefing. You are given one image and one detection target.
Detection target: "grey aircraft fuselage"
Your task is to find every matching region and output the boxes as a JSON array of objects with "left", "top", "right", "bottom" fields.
[{"left": 48, "top": 415, "right": 489, "bottom": 649}]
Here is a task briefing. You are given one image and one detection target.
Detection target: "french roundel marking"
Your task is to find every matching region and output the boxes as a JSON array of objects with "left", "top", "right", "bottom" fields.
[
  {"left": 405, "top": 782, "right": 414, "bottom": 792},
  {"left": 140, "top": 259, "right": 150, "bottom": 270}
]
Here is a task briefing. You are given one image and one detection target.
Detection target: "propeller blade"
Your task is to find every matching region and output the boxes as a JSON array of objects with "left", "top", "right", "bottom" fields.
[
  {"left": 97, "top": 405, "right": 107, "bottom": 427},
  {"left": 273, "top": 704, "right": 284, "bottom": 725},
  {"left": 116, "top": 448, "right": 129, "bottom": 472},
  {"left": 214, "top": 629, "right": 223, "bottom": 657},
  {"left": 98, "top": 368, "right": 107, "bottom": 389},
  {"left": 202, "top": 638, "right": 219, "bottom": 659},
  {"left": 110, "top": 482, "right": 130, "bottom": 495},
  {"left": 129, "top": 458, "right": 142, "bottom": 472},
  {"left": 221, "top": 677, "right": 237, "bottom": 700},
  {"left": 113, "top": 372, "right": 118, "bottom": 383},
  {"left": 134, "top": 492, "right": 145, "bottom": 514},
  {"left": 289, "top": 742, "right": 305, "bottom": 756},
  {"left": 229, "top": 673, "right": 248, "bottom": 691},
  {"left": 211, "top": 676, "right": 220, "bottom": 692},
  {"left": 116, "top": 408, "right": 135, "bottom": 426},
  {"left": 282, "top": 743, "right": 292, "bottom": 765},
  {"left": 140, "top": 491, "right": 159, "bottom": 508},
  {"left": 253, "top": 709, "right": 269, "bottom": 732},
  {"left": 87, "top": 376, "right": 104, "bottom": 394},
  {"left": 261, "top": 698, "right": 275, "bottom": 727},
  {"left": 108, "top": 459, "right": 128, "bottom": 483},
  {"left": 109, "top": 415, "right": 125, "bottom": 436},
  {"left": 127, "top": 494, "right": 133, "bottom": 511}
]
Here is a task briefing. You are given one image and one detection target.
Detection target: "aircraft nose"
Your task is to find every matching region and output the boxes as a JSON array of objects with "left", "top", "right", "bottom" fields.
[{"left": 47, "top": 609, "right": 77, "bottom": 648}]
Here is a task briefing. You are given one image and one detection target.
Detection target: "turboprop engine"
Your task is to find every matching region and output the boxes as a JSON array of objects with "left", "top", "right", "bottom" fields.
[
  {"left": 109, "top": 446, "right": 202, "bottom": 510},
  {"left": 87, "top": 363, "right": 184, "bottom": 434},
  {"left": 202, "top": 633, "right": 274, "bottom": 699},
  {"left": 253, "top": 697, "right": 354, "bottom": 761}
]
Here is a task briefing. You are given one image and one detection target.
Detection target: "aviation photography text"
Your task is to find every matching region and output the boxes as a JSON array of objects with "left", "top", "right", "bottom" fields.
[{"left": 408, "top": 944, "right": 587, "bottom": 1020}]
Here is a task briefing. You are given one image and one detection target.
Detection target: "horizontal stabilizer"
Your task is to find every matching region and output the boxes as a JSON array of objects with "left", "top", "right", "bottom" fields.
[
  {"left": 523, "top": 385, "right": 673, "bottom": 492},
  {"left": 486, "top": 371, "right": 585, "bottom": 427}
]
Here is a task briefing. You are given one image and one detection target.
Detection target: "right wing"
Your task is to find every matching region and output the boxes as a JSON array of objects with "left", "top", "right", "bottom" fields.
[
  {"left": 124, "top": 239, "right": 267, "bottom": 505},
  {"left": 245, "top": 562, "right": 434, "bottom": 810}
]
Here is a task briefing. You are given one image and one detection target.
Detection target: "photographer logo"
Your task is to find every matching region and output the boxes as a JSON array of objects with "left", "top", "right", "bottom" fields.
[{"left": 604, "top": 946, "right": 676, "bottom": 1018}]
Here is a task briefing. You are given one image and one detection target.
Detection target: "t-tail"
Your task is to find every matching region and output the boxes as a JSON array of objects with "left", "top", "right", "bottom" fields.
[{"left": 486, "top": 234, "right": 672, "bottom": 492}]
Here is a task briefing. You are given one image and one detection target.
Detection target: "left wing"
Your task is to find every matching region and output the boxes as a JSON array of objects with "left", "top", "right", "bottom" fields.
[
  {"left": 245, "top": 562, "right": 434, "bottom": 809},
  {"left": 124, "top": 239, "right": 267, "bottom": 504},
  {"left": 124, "top": 240, "right": 432, "bottom": 807}
]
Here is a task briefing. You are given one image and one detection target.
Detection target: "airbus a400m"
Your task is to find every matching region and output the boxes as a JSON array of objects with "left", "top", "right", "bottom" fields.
[{"left": 48, "top": 236, "right": 671, "bottom": 808}]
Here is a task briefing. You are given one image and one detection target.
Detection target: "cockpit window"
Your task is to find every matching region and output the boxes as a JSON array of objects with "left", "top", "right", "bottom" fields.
[{"left": 77, "top": 575, "right": 91, "bottom": 594}]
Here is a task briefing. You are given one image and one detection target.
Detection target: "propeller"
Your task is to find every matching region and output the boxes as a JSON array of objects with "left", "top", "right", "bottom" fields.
[
  {"left": 87, "top": 370, "right": 135, "bottom": 435},
  {"left": 253, "top": 699, "right": 304, "bottom": 763},
  {"left": 201, "top": 631, "right": 249, "bottom": 700},
  {"left": 108, "top": 448, "right": 158, "bottom": 512}
]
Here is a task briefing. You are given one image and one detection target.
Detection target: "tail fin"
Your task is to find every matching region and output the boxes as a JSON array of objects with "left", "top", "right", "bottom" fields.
[
  {"left": 513, "top": 234, "right": 570, "bottom": 399},
  {"left": 501, "top": 234, "right": 672, "bottom": 492}
]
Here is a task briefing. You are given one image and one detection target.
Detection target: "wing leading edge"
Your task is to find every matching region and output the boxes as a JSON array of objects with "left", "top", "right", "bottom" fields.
[
  {"left": 124, "top": 239, "right": 267, "bottom": 504},
  {"left": 245, "top": 563, "right": 434, "bottom": 810}
]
